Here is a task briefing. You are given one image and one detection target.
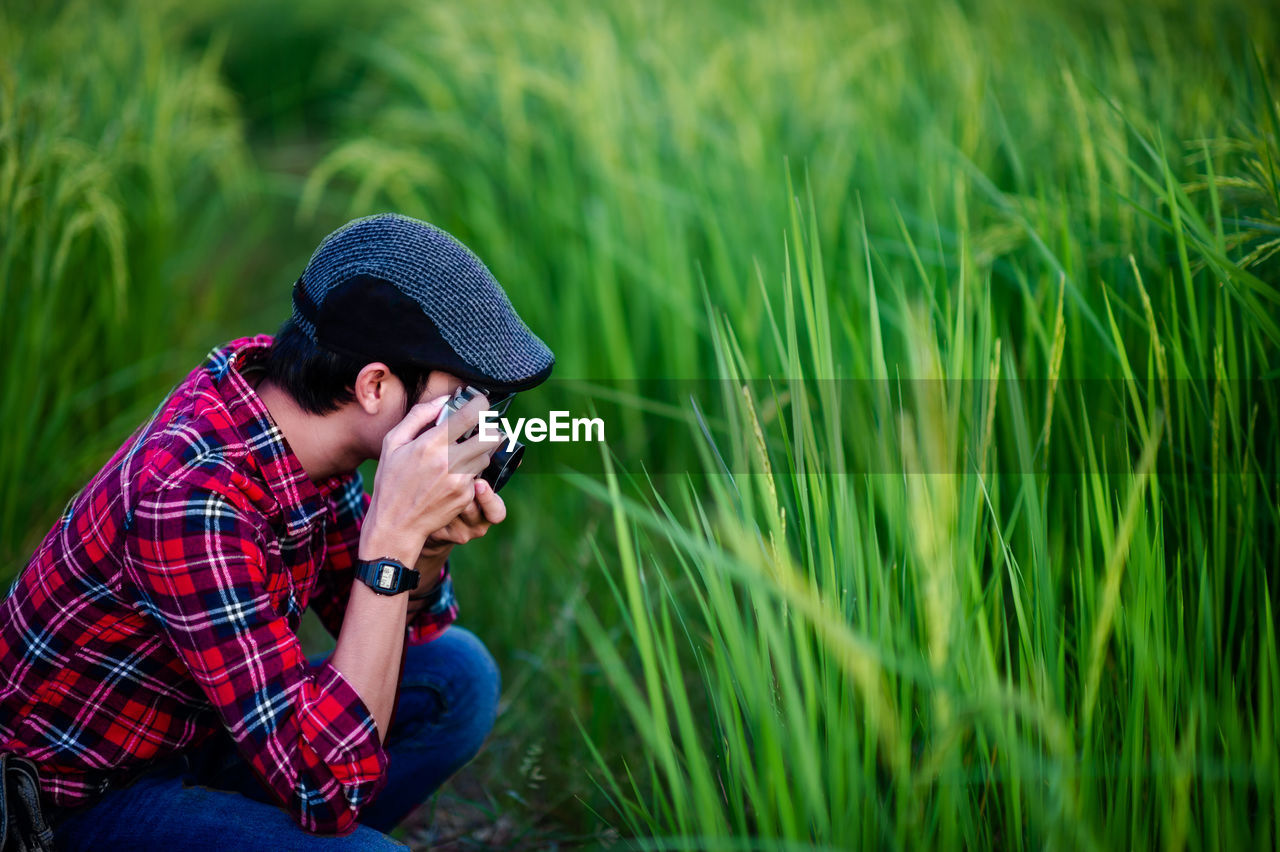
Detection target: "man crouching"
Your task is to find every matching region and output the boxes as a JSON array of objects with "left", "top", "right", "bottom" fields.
[{"left": 0, "top": 214, "right": 553, "bottom": 849}]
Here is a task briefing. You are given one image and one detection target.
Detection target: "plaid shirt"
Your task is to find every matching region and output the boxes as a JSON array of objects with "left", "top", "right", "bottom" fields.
[{"left": 0, "top": 336, "right": 458, "bottom": 835}]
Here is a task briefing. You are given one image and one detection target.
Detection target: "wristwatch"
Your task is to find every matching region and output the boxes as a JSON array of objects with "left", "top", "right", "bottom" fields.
[{"left": 354, "top": 557, "right": 421, "bottom": 596}]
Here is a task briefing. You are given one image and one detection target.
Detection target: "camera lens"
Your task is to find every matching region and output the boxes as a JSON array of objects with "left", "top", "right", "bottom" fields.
[{"left": 481, "top": 441, "right": 525, "bottom": 493}]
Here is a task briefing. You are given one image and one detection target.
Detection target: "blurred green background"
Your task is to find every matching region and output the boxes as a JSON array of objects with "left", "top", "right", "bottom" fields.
[{"left": 3, "top": 0, "right": 1278, "bottom": 847}]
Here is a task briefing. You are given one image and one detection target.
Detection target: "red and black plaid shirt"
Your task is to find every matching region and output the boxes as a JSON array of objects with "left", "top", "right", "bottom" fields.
[{"left": 0, "top": 336, "right": 457, "bottom": 834}]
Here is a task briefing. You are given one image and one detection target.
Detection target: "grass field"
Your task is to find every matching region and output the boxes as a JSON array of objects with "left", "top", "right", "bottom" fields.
[{"left": 3, "top": 0, "right": 1278, "bottom": 848}]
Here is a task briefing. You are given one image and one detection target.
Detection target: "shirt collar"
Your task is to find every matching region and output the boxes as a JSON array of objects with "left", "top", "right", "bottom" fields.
[{"left": 205, "top": 336, "right": 344, "bottom": 538}]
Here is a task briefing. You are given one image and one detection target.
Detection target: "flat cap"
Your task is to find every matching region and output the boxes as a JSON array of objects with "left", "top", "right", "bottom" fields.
[{"left": 291, "top": 214, "right": 554, "bottom": 393}]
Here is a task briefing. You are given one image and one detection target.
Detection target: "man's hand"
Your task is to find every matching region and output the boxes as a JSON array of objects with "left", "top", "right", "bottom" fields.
[
  {"left": 425, "top": 479, "right": 508, "bottom": 550},
  {"left": 360, "top": 394, "right": 501, "bottom": 564},
  {"left": 410, "top": 480, "right": 507, "bottom": 608}
]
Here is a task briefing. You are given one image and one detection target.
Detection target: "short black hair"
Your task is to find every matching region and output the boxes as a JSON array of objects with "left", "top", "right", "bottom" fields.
[{"left": 264, "top": 318, "right": 433, "bottom": 416}]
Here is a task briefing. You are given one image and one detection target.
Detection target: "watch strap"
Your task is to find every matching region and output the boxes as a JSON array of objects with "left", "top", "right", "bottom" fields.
[{"left": 408, "top": 568, "right": 456, "bottom": 616}]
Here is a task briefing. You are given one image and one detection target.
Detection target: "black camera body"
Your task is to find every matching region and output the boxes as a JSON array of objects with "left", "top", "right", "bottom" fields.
[{"left": 434, "top": 385, "right": 524, "bottom": 493}]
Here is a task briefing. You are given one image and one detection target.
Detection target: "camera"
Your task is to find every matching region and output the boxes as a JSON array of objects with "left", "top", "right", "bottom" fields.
[{"left": 434, "top": 385, "right": 523, "bottom": 493}]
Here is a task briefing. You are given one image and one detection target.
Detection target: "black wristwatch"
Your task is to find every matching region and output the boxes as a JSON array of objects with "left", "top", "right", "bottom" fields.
[{"left": 354, "top": 557, "right": 421, "bottom": 596}]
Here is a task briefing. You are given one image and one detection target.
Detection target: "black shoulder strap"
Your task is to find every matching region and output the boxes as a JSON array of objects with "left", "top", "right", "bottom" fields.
[
  {"left": 0, "top": 753, "right": 11, "bottom": 849},
  {"left": 0, "top": 753, "right": 55, "bottom": 852}
]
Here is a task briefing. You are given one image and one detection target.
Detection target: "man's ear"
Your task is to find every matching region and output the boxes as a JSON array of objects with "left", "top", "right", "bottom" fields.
[{"left": 351, "top": 362, "right": 396, "bottom": 415}]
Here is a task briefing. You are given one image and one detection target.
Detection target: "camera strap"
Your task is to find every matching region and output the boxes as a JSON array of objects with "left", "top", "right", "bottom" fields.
[{"left": 0, "top": 753, "right": 55, "bottom": 852}]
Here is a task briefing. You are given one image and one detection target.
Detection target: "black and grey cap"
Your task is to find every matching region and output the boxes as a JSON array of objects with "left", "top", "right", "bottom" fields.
[{"left": 291, "top": 213, "right": 554, "bottom": 393}]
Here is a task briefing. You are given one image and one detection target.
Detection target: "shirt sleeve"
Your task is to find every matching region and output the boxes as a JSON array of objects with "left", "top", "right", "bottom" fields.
[
  {"left": 122, "top": 483, "right": 388, "bottom": 836},
  {"left": 311, "top": 472, "right": 459, "bottom": 646}
]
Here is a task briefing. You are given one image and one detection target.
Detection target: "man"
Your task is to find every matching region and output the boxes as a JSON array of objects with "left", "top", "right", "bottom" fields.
[{"left": 0, "top": 214, "right": 554, "bottom": 849}]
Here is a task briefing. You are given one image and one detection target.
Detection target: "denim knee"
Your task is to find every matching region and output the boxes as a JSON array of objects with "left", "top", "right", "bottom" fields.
[{"left": 398, "top": 626, "right": 500, "bottom": 759}]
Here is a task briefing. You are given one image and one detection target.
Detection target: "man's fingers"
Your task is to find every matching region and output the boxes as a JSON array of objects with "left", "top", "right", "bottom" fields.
[
  {"left": 444, "top": 393, "right": 491, "bottom": 444},
  {"left": 442, "top": 421, "right": 506, "bottom": 476},
  {"left": 456, "top": 499, "right": 485, "bottom": 526},
  {"left": 443, "top": 445, "right": 494, "bottom": 482},
  {"left": 420, "top": 484, "right": 504, "bottom": 550},
  {"left": 474, "top": 480, "right": 507, "bottom": 524},
  {"left": 430, "top": 526, "right": 469, "bottom": 546},
  {"left": 385, "top": 395, "right": 452, "bottom": 449}
]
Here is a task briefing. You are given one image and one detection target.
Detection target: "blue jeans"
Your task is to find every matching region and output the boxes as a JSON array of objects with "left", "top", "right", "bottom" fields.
[{"left": 50, "top": 626, "right": 500, "bottom": 851}]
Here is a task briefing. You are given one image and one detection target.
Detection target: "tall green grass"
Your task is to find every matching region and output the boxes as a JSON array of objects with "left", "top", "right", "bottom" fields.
[
  {"left": 575, "top": 175, "right": 1277, "bottom": 847},
  {"left": 4, "top": 0, "right": 1279, "bottom": 847},
  {"left": 0, "top": 1, "right": 251, "bottom": 565},
  {"left": 0, "top": 0, "right": 392, "bottom": 569},
  {"left": 305, "top": 1, "right": 1278, "bottom": 845}
]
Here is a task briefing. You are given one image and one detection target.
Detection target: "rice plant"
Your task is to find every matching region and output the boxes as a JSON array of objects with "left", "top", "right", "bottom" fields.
[
  {"left": 574, "top": 172, "right": 1277, "bottom": 846},
  {"left": 4, "top": 0, "right": 1278, "bottom": 847},
  {"left": 0, "top": 0, "right": 250, "bottom": 566},
  {"left": 302, "top": 2, "right": 1278, "bottom": 845}
]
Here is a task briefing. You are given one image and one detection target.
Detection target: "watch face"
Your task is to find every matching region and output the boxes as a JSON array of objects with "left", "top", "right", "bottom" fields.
[{"left": 378, "top": 563, "right": 396, "bottom": 589}]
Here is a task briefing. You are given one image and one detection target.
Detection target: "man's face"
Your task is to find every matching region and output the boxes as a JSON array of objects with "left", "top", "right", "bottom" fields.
[
  {"left": 376, "top": 369, "right": 510, "bottom": 446},
  {"left": 362, "top": 369, "right": 467, "bottom": 459},
  {"left": 419, "top": 370, "right": 469, "bottom": 408},
  {"left": 412, "top": 372, "right": 513, "bottom": 417},
  {"left": 366, "top": 369, "right": 513, "bottom": 468}
]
